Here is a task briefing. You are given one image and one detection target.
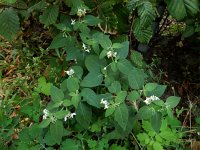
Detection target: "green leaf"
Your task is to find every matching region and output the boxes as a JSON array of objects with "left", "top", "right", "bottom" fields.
[
  {"left": 81, "top": 88, "right": 100, "bottom": 108},
  {"left": 71, "top": 66, "right": 83, "bottom": 79},
  {"left": 38, "top": 119, "right": 51, "bottom": 128},
  {"left": 49, "top": 33, "right": 67, "bottom": 49},
  {"left": 165, "top": 96, "right": 181, "bottom": 108},
  {"left": 144, "top": 83, "right": 167, "bottom": 97},
  {"left": 138, "top": 1, "right": 156, "bottom": 27},
  {"left": 54, "top": 110, "right": 69, "bottom": 119},
  {"left": 153, "top": 141, "right": 163, "bottom": 150},
  {"left": 108, "top": 81, "right": 121, "bottom": 93},
  {"left": 39, "top": 5, "right": 59, "bottom": 26},
  {"left": 105, "top": 105, "right": 115, "bottom": 117},
  {"left": 114, "top": 103, "right": 129, "bottom": 130},
  {"left": 137, "top": 106, "right": 155, "bottom": 120},
  {"left": 61, "top": 139, "right": 79, "bottom": 150},
  {"left": 76, "top": 102, "right": 92, "bottom": 129},
  {"left": 28, "top": 0, "right": 47, "bottom": 12},
  {"left": 50, "top": 85, "right": 64, "bottom": 102},
  {"left": 166, "top": 0, "right": 199, "bottom": 20},
  {"left": 127, "top": 91, "right": 140, "bottom": 101},
  {"left": 115, "top": 41, "right": 129, "bottom": 59},
  {"left": 128, "top": 68, "right": 144, "bottom": 90},
  {"left": 85, "top": 55, "right": 106, "bottom": 72},
  {"left": 151, "top": 112, "right": 162, "bottom": 133},
  {"left": 67, "top": 77, "right": 79, "bottom": 92},
  {"left": 131, "top": 51, "right": 144, "bottom": 67},
  {"left": 93, "top": 32, "right": 112, "bottom": 49},
  {"left": 115, "top": 91, "right": 127, "bottom": 104},
  {"left": 0, "top": 8, "right": 20, "bottom": 41},
  {"left": 112, "top": 43, "right": 123, "bottom": 49},
  {"left": 81, "top": 72, "right": 103, "bottom": 87},
  {"left": 44, "top": 131, "right": 57, "bottom": 146},
  {"left": 36, "top": 77, "right": 51, "bottom": 95},
  {"left": 84, "top": 15, "right": 102, "bottom": 26},
  {"left": 50, "top": 120, "right": 64, "bottom": 144},
  {"left": 133, "top": 19, "right": 153, "bottom": 43},
  {"left": 117, "top": 59, "right": 133, "bottom": 75}
]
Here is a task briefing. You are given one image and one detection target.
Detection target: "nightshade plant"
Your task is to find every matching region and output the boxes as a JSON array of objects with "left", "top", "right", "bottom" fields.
[{"left": 0, "top": 0, "right": 199, "bottom": 149}]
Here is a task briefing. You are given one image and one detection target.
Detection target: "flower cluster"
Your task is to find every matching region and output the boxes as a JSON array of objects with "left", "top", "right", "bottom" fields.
[
  {"left": 43, "top": 109, "right": 49, "bottom": 119},
  {"left": 100, "top": 98, "right": 110, "bottom": 109},
  {"left": 77, "top": 8, "right": 86, "bottom": 17},
  {"left": 65, "top": 68, "right": 75, "bottom": 77},
  {"left": 144, "top": 95, "right": 160, "bottom": 105},
  {"left": 107, "top": 51, "right": 117, "bottom": 58},
  {"left": 82, "top": 43, "right": 90, "bottom": 53},
  {"left": 64, "top": 112, "right": 76, "bottom": 121}
]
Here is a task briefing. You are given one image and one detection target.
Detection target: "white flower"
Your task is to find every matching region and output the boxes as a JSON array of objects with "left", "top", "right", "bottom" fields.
[
  {"left": 64, "top": 112, "right": 76, "bottom": 121},
  {"left": 77, "top": 8, "right": 86, "bottom": 17},
  {"left": 100, "top": 98, "right": 110, "bottom": 109},
  {"left": 43, "top": 109, "right": 49, "bottom": 119},
  {"left": 144, "top": 95, "right": 160, "bottom": 105},
  {"left": 82, "top": 43, "right": 90, "bottom": 53},
  {"left": 103, "top": 67, "right": 107, "bottom": 70},
  {"left": 107, "top": 51, "right": 117, "bottom": 58},
  {"left": 71, "top": 19, "right": 76, "bottom": 25},
  {"left": 65, "top": 68, "right": 75, "bottom": 76}
]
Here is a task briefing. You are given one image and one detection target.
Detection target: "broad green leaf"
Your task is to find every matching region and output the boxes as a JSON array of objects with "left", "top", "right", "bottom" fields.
[
  {"left": 108, "top": 81, "right": 121, "bottom": 93},
  {"left": 76, "top": 102, "right": 92, "bottom": 129},
  {"left": 153, "top": 141, "right": 163, "bottom": 150},
  {"left": 61, "top": 139, "right": 79, "bottom": 150},
  {"left": 84, "top": 15, "right": 102, "bottom": 26},
  {"left": 85, "top": 55, "right": 106, "bottom": 72},
  {"left": 151, "top": 112, "right": 162, "bottom": 133},
  {"left": 0, "top": 8, "right": 19, "bottom": 41},
  {"left": 165, "top": 96, "right": 181, "bottom": 108},
  {"left": 44, "top": 131, "right": 57, "bottom": 146},
  {"left": 167, "top": 0, "right": 199, "bottom": 21},
  {"left": 115, "top": 41, "right": 129, "bottom": 59},
  {"left": 127, "top": 91, "right": 140, "bottom": 101},
  {"left": 36, "top": 77, "right": 51, "bottom": 95},
  {"left": 144, "top": 83, "right": 167, "bottom": 97},
  {"left": 49, "top": 33, "right": 68, "bottom": 49},
  {"left": 105, "top": 105, "right": 115, "bottom": 117},
  {"left": 138, "top": 1, "right": 156, "bottom": 27},
  {"left": 81, "top": 72, "right": 103, "bottom": 87},
  {"left": 111, "top": 62, "right": 118, "bottom": 72},
  {"left": 71, "top": 66, "right": 83, "bottom": 79},
  {"left": 131, "top": 51, "right": 144, "bottom": 67},
  {"left": 38, "top": 119, "right": 51, "bottom": 128},
  {"left": 114, "top": 103, "right": 129, "bottom": 130},
  {"left": 115, "top": 91, "right": 127, "bottom": 103},
  {"left": 128, "top": 68, "right": 144, "bottom": 90},
  {"left": 50, "top": 85, "right": 64, "bottom": 102},
  {"left": 71, "top": 93, "right": 81, "bottom": 108},
  {"left": 137, "top": 106, "right": 155, "bottom": 119},
  {"left": 28, "top": 0, "right": 47, "bottom": 12},
  {"left": 81, "top": 88, "right": 100, "bottom": 108},
  {"left": 67, "top": 77, "right": 79, "bottom": 92},
  {"left": 54, "top": 110, "right": 69, "bottom": 119},
  {"left": 93, "top": 32, "right": 112, "bottom": 49},
  {"left": 50, "top": 120, "right": 64, "bottom": 144},
  {"left": 39, "top": 5, "right": 59, "bottom": 26},
  {"left": 133, "top": 19, "right": 153, "bottom": 43},
  {"left": 112, "top": 43, "right": 123, "bottom": 49},
  {"left": 117, "top": 59, "right": 133, "bottom": 75}
]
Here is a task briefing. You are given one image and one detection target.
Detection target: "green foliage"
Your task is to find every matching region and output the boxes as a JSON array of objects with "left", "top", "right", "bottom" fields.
[
  {"left": 0, "top": 0, "right": 191, "bottom": 149},
  {"left": 0, "top": 8, "right": 19, "bottom": 41}
]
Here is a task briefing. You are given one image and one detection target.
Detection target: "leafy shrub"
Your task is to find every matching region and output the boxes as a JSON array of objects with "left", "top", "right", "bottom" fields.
[{"left": 1, "top": 0, "right": 199, "bottom": 149}]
